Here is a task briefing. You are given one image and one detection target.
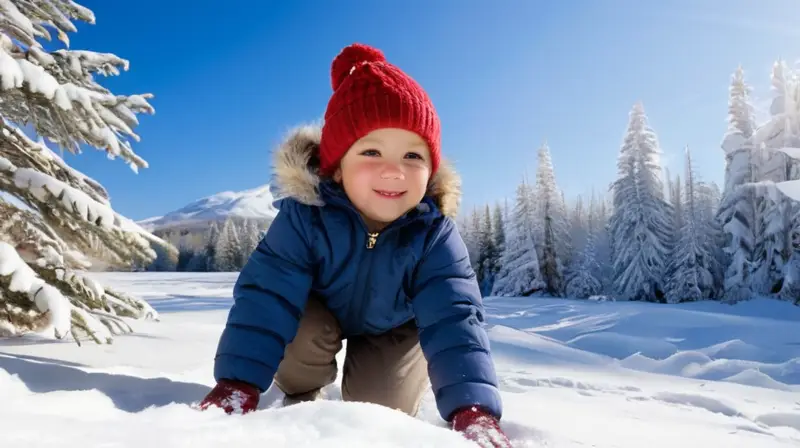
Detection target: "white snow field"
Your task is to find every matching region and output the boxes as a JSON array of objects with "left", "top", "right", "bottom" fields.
[{"left": 2, "top": 273, "right": 800, "bottom": 447}]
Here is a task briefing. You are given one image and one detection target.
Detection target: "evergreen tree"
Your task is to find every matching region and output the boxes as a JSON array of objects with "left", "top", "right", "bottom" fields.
[
  {"left": 762, "top": 61, "right": 800, "bottom": 301},
  {"left": 533, "top": 142, "right": 570, "bottom": 295},
  {"left": 716, "top": 65, "right": 758, "bottom": 302},
  {"left": 587, "top": 188, "right": 613, "bottom": 293},
  {"left": 564, "top": 230, "right": 602, "bottom": 299},
  {"left": 608, "top": 102, "right": 673, "bottom": 301},
  {"left": 477, "top": 204, "right": 499, "bottom": 294},
  {"left": 492, "top": 180, "right": 545, "bottom": 296},
  {"left": 750, "top": 61, "right": 797, "bottom": 295},
  {"left": 664, "top": 148, "right": 716, "bottom": 303},
  {"left": 465, "top": 207, "right": 482, "bottom": 273},
  {"left": 541, "top": 204, "right": 564, "bottom": 296},
  {"left": 0, "top": 1, "right": 173, "bottom": 343},
  {"left": 569, "top": 195, "right": 587, "bottom": 254},
  {"left": 214, "top": 218, "right": 241, "bottom": 272},
  {"left": 696, "top": 181, "right": 726, "bottom": 298},
  {"left": 239, "top": 219, "right": 262, "bottom": 265},
  {"left": 492, "top": 202, "right": 506, "bottom": 257},
  {"left": 199, "top": 221, "right": 220, "bottom": 272}
]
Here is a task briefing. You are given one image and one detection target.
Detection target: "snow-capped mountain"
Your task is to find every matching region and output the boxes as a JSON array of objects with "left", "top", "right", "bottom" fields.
[{"left": 138, "top": 184, "right": 278, "bottom": 232}]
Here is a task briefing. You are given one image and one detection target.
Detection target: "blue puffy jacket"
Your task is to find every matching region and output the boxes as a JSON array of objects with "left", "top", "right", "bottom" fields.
[{"left": 213, "top": 125, "right": 502, "bottom": 421}]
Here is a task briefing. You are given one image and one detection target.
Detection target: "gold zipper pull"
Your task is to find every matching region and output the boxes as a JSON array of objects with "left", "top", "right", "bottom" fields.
[{"left": 366, "top": 232, "right": 379, "bottom": 249}]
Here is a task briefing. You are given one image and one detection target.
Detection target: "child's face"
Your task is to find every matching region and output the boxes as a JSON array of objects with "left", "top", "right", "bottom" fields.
[{"left": 333, "top": 128, "right": 432, "bottom": 231}]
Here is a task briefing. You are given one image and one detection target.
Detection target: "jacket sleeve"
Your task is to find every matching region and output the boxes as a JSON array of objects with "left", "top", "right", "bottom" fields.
[
  {"left": 410, "top": 217, "right": 502, "bottom": 422},
  {"left": 213, "top": 198, "right": 315, "bottom": 392}
]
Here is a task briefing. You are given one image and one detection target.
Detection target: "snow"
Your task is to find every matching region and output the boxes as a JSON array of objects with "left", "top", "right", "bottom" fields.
[
  {"left": 138, "top": 184, "right": 279, "bottom": 231},
  {"left": 0, "top": 45, "right": 106, "bottom": 115},
  {"left": 486, "top": 297, "right": 800, "bottom": 389},
  {"left": 776, "top": 147, "right": 800, "bottom": 200},
  {"left": 0, "top": 45, "right": 23, "bottom": 89},
  {"left": 14, "top": 166, "right": 117, "bottom": 229},
  {"left": 0, "top": 0, "right": 35, "bottom": 39},
  {"left": 1, "top": 272, "right": 799, "bottom": 447},
  {"left": 17, "top": 59, "right": 60, "bottom": 98},
  {"left": 0, "top": 44, "right": 110, "bottom": 115},
  {"left": 0, "top": 154, "right": 13, "bottom": 172},
  {"left": 777, "top": 147, "right": 800, "bottom": 161},
  {"left": 0, "top": 242, "right": 72, "bottom": 338}
]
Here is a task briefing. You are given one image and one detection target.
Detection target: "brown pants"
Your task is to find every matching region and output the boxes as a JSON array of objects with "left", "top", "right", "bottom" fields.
[{"left": 273, "top": 297, "right": 430, "bottom": 416}]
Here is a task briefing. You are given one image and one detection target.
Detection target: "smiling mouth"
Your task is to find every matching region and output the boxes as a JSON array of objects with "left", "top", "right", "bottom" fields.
[{"left": 374, "top": 189, "right": 407, "bottom": 198}]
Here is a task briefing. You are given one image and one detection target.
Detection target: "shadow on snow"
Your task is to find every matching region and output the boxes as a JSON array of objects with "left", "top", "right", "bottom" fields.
[
  {"left": 148, "top": 294, "right": 233, "bottom": 313},
  {"left": 0, "top": 351, "right": 213, "bottom": 412}
]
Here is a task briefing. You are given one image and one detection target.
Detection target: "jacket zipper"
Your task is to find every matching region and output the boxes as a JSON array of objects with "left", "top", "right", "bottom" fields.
[
  {"left": 351, "top": 230, "right": 378, "bottom": 334},
  {"left": 366, "top": 232, "right": 379, "bottom": 249}
]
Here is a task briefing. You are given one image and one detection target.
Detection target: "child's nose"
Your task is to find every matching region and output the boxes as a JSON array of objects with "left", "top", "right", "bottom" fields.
[{"left": 379, "top": 162, "right": 405, "bottom": 179}]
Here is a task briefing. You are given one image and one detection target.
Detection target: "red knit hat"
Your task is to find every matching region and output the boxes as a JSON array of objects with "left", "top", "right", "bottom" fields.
[{"left": 319, "top": 43, "right": 441, "bottom": 177}]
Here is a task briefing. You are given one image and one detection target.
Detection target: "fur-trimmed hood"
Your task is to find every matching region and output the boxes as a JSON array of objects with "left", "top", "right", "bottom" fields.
[{"left": 269, "top": 125, "right": 461, "bottom": 219}]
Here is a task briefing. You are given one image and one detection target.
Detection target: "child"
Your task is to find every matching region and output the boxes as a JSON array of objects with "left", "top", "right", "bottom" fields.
[{"left": 198, "top": 43, "right": 512, "bottom": 447}]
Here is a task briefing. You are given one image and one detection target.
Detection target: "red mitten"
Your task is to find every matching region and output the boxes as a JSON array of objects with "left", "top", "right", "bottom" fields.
[
  {"left": 196, "top": 379, "right": 260, "bottom": 415},
  {"left": 451, "top": 406, "right": 512, "bottom": 447}
]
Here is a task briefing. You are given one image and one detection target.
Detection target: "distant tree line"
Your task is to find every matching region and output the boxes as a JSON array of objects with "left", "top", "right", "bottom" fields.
[
  {"left": 460, "top": 61, "right": 800, "bottom": 305},
  {"left": 146, "top": 217, "right": 269, "bottom": 272}
]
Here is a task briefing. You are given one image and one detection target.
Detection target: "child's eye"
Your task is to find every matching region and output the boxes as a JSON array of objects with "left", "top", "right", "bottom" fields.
[
  {"left": 360, "top": 149, "right": 380, "bottom": 157},
  {"left": 405, "top": 152, "right": 424, "bottom": 160}
]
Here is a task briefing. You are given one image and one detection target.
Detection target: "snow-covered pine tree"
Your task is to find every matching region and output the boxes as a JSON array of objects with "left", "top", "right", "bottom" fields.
[
  {"left": 213, "top": 218, "right": 241, "bottom": 271},
  {"left": 668, "top": 171, "right": 684, "bottom": 233},
  {"left": 663, "top": 147, "right": 715, "bottom": 303},
  {"left": 661, "top": 170, "right": 682, "bottom": 288},
  {"left": 696, "top": 181, "right": 725, "bottom": 298},
  {"left": 0, "top": 1, "right": 175, "bottom": 343},
  {"left": 564, "top": 228, "right": 602, "bottom": 299},
  {"left": 759, "top": 61, "right": 800, "bottom": 301},
  {"left": 456, "top": 214, "right": 471, "bottom": 248},
  {"left": 533, "top": 142, "right": 569, "bottom": 295},
  {"left": 587, "top": 188, "right": 612, "bottom": 293},
  {"left": 476, "top": 204, "right": 499, "bottom": 294},
  {"left": 240, "top": 219, "right": 262, "bottom": 263},
  {"left": 540, "top": 198, "right": 564, "bottom": 296},
  {"left": 464, "top": 207, "right": 482, "bottom": 273},
  {"left": 608, "top": 102, "right": 673, "bottom": 302},
  {"left": 492, "top": 202, "right": 506, "bottom": 258},
  {"left": 556, "top": 188, "right": 572, "bottom": 263},
  {"left": 492, "top": 180, "right": 545, "bottom": 296},
  {"left": 750, "top": 60, "right": 799, "bottom": 296},
  {"left": 568, "top": 195, "right": 588, "bottom": 254},
  {"left": 503, "top": 197, "right": 510, "bottom": 224},
  {"left": 716, "top": 65, "right": 758, "bottom": 302}
]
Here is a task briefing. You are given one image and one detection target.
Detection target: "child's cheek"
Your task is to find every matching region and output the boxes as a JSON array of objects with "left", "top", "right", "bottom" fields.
[
  {"left": 342, "top": 162, "right": 376, "bottom": 190},
  {"left": 352, "top": 162, "right": 378, "bottom": 182}
]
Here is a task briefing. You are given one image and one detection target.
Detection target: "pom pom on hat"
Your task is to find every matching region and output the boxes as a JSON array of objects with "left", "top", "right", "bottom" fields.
[
  {"left": 320, "top": 43, "right": 441, "bottom": 177},
  {"left": 330, "top": 43, "right": 386, "bottom": 91}
]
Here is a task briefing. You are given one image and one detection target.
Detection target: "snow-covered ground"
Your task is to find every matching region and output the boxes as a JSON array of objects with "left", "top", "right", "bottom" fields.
[{"left": 2, "top": 272, "right": 799, "bottom": 447}]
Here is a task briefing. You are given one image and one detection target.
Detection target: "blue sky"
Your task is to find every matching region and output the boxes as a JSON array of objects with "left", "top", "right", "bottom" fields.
[{"left": 53, "top": 0, "right": 799, "bottom": 221}]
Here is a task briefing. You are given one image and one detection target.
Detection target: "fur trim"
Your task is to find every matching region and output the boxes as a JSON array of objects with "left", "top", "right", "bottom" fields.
[{"left": 270, "top": 125, "right": 461, "bottom": 219}]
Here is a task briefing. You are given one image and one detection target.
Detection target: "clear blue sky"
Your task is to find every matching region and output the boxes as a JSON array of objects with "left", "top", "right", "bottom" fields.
[{"left": 56, "top": 0, "right": 799, "bottom": 221}]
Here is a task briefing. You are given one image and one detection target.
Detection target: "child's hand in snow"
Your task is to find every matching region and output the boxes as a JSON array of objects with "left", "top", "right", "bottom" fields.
[
  {"left": 196, "top": 379, "right": 260, "bottom": 415},
  {"left": 451, "top": 406, "right": 513, "bottom": 447}
]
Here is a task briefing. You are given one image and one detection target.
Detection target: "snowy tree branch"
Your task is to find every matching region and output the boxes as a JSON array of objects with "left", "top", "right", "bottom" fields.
[{"left": 0, "top": 0, "right": 174, "bottom": 342}]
